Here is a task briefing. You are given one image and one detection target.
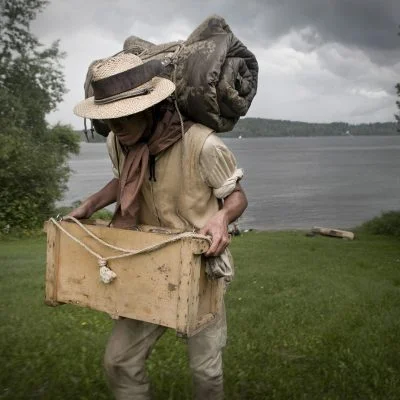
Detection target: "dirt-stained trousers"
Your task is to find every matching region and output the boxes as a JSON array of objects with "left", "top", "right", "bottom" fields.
[{"left": 104, "top": 305, "right": 227, "bottom": 400}]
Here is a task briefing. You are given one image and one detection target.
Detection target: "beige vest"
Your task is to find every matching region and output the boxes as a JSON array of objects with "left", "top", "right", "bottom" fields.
[{"left": 108, "top": 123, "right": 220, "bottom": 231}]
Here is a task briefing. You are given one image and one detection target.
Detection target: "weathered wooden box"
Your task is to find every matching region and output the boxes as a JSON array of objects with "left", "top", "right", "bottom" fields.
[{"left": 45, "top": 220, "right": 223, "bottom": 337}]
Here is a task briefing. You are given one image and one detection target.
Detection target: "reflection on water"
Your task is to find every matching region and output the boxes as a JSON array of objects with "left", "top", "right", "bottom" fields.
[{"left": 63, "top": 136, "right": 400, "bottom": 230}]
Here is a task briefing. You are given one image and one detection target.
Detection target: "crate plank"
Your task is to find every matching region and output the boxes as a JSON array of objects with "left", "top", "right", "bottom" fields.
[{"left": 45, "top": 222, "right": 61, "bottom": 306}]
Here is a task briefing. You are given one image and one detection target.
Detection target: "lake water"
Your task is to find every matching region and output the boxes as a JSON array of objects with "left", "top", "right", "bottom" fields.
[{"left": 62, "top": 136, "right": 400, "bottom": 230}]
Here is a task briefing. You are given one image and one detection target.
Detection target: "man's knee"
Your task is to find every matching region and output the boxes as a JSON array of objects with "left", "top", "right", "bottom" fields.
[
  {"left": 104, "top": 342, "right": 151, "bottom": 400},
  {"left": 103, "top": 344, "right": 123, "bottom": 378},
  {"left": 190, "top": 349, "right": 223, "bottom": 379},
  {"left": 104, "top": 319, "right": 165, "bottom": 388},
  {"left": 103, "top": 345, "right": 114, "bottom": 375},
  {"left": 103, "top": 340, "right": 147, "bottom": 382},
  {"left": 191, "top": 359, "right": 224, "bottom": 400}
]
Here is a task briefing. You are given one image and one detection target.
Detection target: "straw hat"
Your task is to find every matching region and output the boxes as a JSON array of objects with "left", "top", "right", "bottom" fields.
[{"left": 73, "top": 52, "right": 175, "bottom": 120}]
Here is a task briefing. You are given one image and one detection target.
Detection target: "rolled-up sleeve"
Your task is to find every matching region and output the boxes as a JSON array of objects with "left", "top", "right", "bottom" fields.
[{"left": 199, "top": 134, "right": 244, "bottom": 199}]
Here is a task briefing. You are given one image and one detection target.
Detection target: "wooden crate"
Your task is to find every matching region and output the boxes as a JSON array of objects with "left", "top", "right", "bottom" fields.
[{"left": 45, "top": 220, "right": 223, "bottom": 337}]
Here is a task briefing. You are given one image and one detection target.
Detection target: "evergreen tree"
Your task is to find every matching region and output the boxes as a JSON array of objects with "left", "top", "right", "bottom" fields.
[
  {"left": 0, "top": 0, "right": 80, "bottom": 233},
  {"left": 396, "top": 83, "right": 400, "bottom": 132},
  {"left": 397, "top": 27, "right": 400, "bottom": 132}
]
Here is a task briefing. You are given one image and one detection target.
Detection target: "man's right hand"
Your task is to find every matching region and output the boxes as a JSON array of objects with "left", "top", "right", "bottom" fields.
[
  {"left": 68, "top": 202, "right": 93, "bottom": 219},
  {"left": 66, "top": 178, "right": 119, "bottom": 220}
]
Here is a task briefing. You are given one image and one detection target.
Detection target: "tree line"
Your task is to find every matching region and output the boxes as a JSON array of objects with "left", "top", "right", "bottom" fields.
[
  {"left": 76, "top": 118, "right": 398, "bottom": 142},
  {"left": 395, "top": 26, "right": 400, "bottom": 132},
  {"left": 226, "top": 118, "right": 399, "bottom": 138}
]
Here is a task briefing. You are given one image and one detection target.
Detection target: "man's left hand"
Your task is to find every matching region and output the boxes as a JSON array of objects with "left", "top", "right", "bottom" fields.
[{"left": 199, "top": 210, "right": 230, "bottom": 257}]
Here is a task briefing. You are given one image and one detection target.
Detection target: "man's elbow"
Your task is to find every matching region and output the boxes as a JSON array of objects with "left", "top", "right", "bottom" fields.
[
  {"left": 238, "top": 191, "right": 248, "bottom": 215},
  {"left": 242, "top": 193, "right": 248, "bottom": 211},
  {"left": 236, "top": 183, "right": 248, "bottom": 209},
  {"left": 233, "top": 184, "right": 248, "bottom": 215}
]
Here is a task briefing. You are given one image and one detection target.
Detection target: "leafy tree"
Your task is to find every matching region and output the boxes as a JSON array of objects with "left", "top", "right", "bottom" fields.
[
  {"left": 0, "top": 0, "right": 80, "bottom": 233},
  {"left": 397, "top": 27, "right": 400, "bottom": 132},
  {"left": 396, "top": 82, "right": 400, "bottom": 132}
]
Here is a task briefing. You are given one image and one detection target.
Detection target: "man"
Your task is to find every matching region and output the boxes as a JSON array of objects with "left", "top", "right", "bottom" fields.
[{"left": 71, "top": 52, "right": 247, "bottom": 400}]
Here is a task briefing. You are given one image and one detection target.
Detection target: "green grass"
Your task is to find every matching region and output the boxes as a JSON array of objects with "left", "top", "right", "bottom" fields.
[{"left": 1, "top": 231, "right": 400, "bottom": 399}]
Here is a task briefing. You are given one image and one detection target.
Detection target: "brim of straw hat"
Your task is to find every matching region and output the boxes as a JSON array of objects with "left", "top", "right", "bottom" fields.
[{"left": 73, "top": 77, "right": 175, "bottom": 120}]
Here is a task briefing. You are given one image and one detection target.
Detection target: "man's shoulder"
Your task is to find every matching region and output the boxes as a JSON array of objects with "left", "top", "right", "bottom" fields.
[
  {"left": 184, "top": 122, "right": 214, "bottom": 150},
  {"left": 184, "top": 122, "right": 229, "bottom": 155},
  {"left": 186, "top": 122, "right": 215, "bottom": 136}
]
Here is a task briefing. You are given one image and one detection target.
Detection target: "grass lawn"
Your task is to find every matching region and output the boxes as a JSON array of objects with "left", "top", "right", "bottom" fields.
[{"left": 0, "top": 230, "right": 400, "bottom": 399}]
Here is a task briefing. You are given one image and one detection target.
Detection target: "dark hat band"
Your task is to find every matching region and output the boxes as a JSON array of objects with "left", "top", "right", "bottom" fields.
[{"left": 91, "top": 59, "right": 164, "bottom": 100}]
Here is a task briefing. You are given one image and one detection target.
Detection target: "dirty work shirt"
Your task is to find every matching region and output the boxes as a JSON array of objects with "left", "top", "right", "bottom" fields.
[
  {"left": 108, "top": 123, "right": 242, "bottom": 283},
  {"left": 107, "top": 124, "right": 244, "bottom": 231}
]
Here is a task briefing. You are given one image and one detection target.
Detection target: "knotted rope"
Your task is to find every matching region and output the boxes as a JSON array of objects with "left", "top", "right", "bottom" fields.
[{"left": 49, "top": 216, "right": 211, "bottom": 284}]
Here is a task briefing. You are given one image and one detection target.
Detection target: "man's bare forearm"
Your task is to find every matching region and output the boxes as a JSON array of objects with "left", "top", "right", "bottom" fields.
[
  {"left": 220, "top": 182, "right": 248, "bottom": 224},
  {"left": 85, "top": 178, "right": 119, "bottom": 212},
  {"left": 69, "top": 178, "right": 119, "bottom": 219}
]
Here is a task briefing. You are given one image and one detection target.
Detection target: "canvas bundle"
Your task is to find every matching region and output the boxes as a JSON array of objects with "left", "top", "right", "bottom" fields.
[{"left": 84, "top": 15, "right": 258, "bottom": 136}]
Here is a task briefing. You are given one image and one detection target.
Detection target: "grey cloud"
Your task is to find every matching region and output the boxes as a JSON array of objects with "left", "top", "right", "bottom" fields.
[
  {"left": 241, "top": 0, "right": 400, "bottom": 66},
  {"left": 31, "top": 0, "right": 400, "bottom": 126},
  {"left": 348, "top": 95, "right": 395, "bottom": 118},
  {"left": 34, "top": 0, "right": 400, "bottom": 65}
]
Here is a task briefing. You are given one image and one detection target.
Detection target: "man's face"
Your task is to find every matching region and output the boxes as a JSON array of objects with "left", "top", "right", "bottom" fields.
[{"left": 105, "top": 110, "right": 151, "bottom": 146}]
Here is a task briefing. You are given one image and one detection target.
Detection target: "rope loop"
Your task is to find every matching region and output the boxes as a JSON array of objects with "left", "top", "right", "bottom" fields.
[{"left": 48, "top": 217, "right": 211, "bottom": 285}]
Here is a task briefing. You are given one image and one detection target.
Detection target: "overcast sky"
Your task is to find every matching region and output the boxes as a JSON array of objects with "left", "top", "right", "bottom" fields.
[{"left": 31, "top": 0, "right": 400, "bottom": 129}]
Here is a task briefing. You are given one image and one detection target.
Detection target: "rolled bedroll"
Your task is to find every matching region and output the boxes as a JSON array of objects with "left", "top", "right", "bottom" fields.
[{"left": 85, "top": 15, "right": 259, "bottom": 135}]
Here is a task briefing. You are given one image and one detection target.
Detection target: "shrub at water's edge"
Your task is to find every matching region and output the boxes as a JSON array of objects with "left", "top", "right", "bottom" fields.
[{"left": 358, "top": 210, "right": 400, "bottom": 237}]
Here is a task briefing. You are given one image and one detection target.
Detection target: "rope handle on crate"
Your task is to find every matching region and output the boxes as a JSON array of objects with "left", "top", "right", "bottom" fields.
[{"left": 49, "top": 216, "right": 211, "bottom": 284}]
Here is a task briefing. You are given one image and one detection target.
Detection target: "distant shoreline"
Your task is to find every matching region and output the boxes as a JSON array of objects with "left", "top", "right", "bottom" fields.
[
  {"left": 76, "top": 132, "right": 400, "bottom": 142},
  {"left": 75, "top": 117, "right": 399, "bottom": 142}
]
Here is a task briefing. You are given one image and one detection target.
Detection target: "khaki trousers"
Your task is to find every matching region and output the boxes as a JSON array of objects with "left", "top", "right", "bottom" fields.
[{"left": 104, "top": 305, "right": 227, "bottom": 400}]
